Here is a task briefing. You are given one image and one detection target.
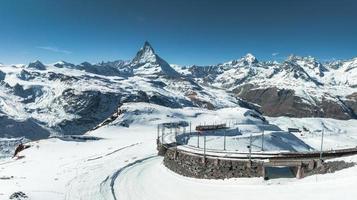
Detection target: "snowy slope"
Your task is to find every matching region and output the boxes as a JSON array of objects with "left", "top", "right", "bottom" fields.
[
  {"left": 0, "top": 42, "right": 356, "bottom": 142},
  {"left": 268, "top": 117, "right": 357, "bottom": 150},
  {"left": 0, "top": 102, "right": 356, "bottom": 199},
  {"left": 0, "top": 43, "right": 240, "bottom": 141},
  {"left": 181, "top": 54, "right": 357, "bottom": 119},
  {"left": 114, "top": 155, "right": 357, "bottom": 200},
  {"left": 130, "top": 41, "right": 180, "bottom": 78}
]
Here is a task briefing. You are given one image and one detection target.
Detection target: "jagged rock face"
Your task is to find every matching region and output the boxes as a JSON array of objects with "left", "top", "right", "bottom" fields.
[
  {"left": 0, "top": 70, "right": 6, "bottom": 81},
  {"left": 0, "top": 42, "right": 238, "bottom": 139},
  {"left": 286, "top": 55, "right": 328, "bottom": 77},
  {"left": 0, "top": 116, "right": 51, "bottom": 140},
  {"left": 0, "top": 41, "right": 356, "bottom": 140},
  {"left": 182, "top": 54, "right": 357, "bottom": 120},
  {"left": 233, "top": 84, "right": 355, "bottom": 119},
  {"left": 129, "top": 41, "right": 180, "bottom": 78},
  {"left": 53, "top": 89, "right": 123, "bottom": 135},
  {"left": 344, "top": 93, "right": 357, "bottom": 118},
  {"left": 27, "top": 60, "right": 46, "bottom": 70}
]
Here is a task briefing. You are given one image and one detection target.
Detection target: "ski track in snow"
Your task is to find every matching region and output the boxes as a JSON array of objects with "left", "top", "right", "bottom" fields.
[
  {"left": 86, "top": 143, "right": 141, "bottom": 162},
  {"left": 100, "top": 155, "right": 157, "bottom": 200},
  {"left": 64, "top": 142, "right": 144, "bottom": 200},
  {"left": 113, "top": 156, "right": 357, "bottom": 200},
  {"left": 1, "top": 103, "right": 357, "bottom": 199}
]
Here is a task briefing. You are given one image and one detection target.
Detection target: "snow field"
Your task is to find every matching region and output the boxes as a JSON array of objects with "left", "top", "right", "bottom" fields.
[
  {"left": 0, "top": 103, "right": 357, "bottom": 199},
  {"left": 114, "top": 155, "right": 357, "bottom": 200}
]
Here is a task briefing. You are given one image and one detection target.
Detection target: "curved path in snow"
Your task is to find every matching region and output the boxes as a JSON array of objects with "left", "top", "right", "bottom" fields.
[
  {"left": 63, "top": 142, "right": 154, "bottom": 200},
  {"left": 113, "top": 156, "right": 357, "bottom": 200}
]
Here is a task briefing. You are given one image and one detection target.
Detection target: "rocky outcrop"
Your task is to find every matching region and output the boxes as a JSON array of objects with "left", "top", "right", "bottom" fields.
[
  {"left": 344, "top": 93, "right": 357, "bottom": 117},
  {"left": 233, "top": 84, "right": 357, "bottom": 119},
  {"left": 53, "top": 89, "right": 122, "bottom": 135},
  {"left": 27, "top": 60, "right": 46, "bottom": 70},
  {"left": 0, "top": 116, "right": 51, "bottom": 140}
]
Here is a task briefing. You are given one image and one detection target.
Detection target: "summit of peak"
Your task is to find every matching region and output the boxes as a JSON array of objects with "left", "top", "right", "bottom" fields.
[
  {"left": 141, "top": 41, "right": 156, "bottom": 56},
  {"left": 143, "top": 41, "right": 154, "bottom": 51},
  {"left": 242, "top": 53, "right": 258, "bottom": 64},
  {"left": 287, "top": 55, "right": 317, "bottom": 62},
  {"left": 129, "top": 41, "right": 180, "bottom": 78},
  {"left": 31, "top": 60, "right": 43, "bottom": 64},
  {"left": 132, "top": 41, "right": 157, "bottom": 64},
  {"left": 27, "top": 60, "right": 46, "bottom": 70}
]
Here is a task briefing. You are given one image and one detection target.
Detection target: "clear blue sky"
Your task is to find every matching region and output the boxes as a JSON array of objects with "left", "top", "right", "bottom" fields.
[{"left": 0, "top": 0, "right": 357, "bottom": 65}]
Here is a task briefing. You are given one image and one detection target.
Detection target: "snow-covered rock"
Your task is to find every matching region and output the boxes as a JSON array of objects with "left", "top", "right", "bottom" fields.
[
  {"left": 129, "top": 41, "right": 180, "bottom": 78},
  {"left": 0, "top": 43, "right": 240, "bottom": 140},
  {"left": 0, "top": 41, "right": 356, "bottom": 142},
  {"left": 26, "top": 60, "right": 46, "bottom": 70},
  {"left": 178, "top": 54, "right": 357, "bottom": 119}
]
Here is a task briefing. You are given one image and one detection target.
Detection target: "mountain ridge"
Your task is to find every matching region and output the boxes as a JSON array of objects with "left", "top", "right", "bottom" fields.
[{"left": 0, "top": 42, "right": 356, "bottom": 140}]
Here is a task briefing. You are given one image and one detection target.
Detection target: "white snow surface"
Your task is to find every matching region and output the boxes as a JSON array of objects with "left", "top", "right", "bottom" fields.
[
  {"left": 0, "top": 59, "right": 238, "bottom": 140},
  {"left": 0, "top": 43, "right": 356, "bottom": 142},
  {"left": 0, "top": 43, "right": 357, "bottom": 199},
  {"left": 0, "top": 103, "right": 357, "bottom": 200}
]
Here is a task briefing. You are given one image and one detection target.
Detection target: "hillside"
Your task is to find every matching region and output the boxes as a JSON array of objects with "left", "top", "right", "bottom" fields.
[{"left": 0, "top": 42, "right": 356, "bottom": 141}]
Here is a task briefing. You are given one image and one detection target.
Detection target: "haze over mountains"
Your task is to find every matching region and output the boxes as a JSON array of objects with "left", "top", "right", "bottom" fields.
[{"left": 0, "top": 42, "right": 356, "bottom": 139}]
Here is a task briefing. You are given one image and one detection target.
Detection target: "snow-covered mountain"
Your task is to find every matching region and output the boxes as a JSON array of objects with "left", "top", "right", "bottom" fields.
[
  {"left": 181, "top": 54, "right": 357, "bottom": 119},
  {"left": 0, "top": 42, "right": 356, "bottom": 140},
  {"left": 130, "top": 41, "right": 180, "bottom": 78},
  {"left": 0, "top": 42, "right": 239, "bottom": 139}
]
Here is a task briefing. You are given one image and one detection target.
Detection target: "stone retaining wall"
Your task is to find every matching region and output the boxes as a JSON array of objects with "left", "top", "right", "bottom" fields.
[
  {"left": 159, "top": 143, "right": 355, "bottom": 179},
  {"left": 163, "top": 147, "right": 264, "bottom": 179}
]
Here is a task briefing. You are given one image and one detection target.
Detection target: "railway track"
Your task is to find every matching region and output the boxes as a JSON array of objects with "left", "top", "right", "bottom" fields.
[
  {"left": 159, "top": 129, "right": 357, "bottom": 161},
  {"left": 162, "top": 142, "right": 357, "bottom": 161}
]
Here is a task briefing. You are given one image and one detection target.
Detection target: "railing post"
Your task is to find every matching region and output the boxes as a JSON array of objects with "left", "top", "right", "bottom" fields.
[
  {"left": 157, "top": 124, "right": 160, "bottom": 140},
  {"left": 224, "top": 130, "right": 226, "bottom": 151},
  {"left": 197, "top": 131, "right": 200, "bottom": 148},
  {"left": 204, "top": 134, "right": 206, "bottom": 162},
  {"left": 320, "top": 129, "right": 324, "bottom": 160},
  {"left": 249, "top": 133, "right": 252, "bottom": 163},
  {"left": 261, "top": 130, "right": 264, "bottom": 152}
]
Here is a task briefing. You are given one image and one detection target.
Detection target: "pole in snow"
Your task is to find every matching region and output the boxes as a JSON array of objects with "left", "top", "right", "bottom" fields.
[
  {"left": 320, "top": 129, "right": 324, "bottom": 160},
  {"left": 161, "top": 127, "right": 164, "bottom": 144}
]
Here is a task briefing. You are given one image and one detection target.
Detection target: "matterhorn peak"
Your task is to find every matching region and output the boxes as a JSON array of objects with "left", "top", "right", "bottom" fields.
[
  {"left": 132, "top": 41, "right": 157, "bottom": 64},
  {"left": 129, "top": 41, "right": 180, "bottom": 78},
  {"left": 143, "top": 41, "right": 155, "bottom": 54}
]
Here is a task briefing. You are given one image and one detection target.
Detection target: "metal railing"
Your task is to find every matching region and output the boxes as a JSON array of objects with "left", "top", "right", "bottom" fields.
[{"left": 157, "top": 121, "right": 357, "bottom": 160}]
